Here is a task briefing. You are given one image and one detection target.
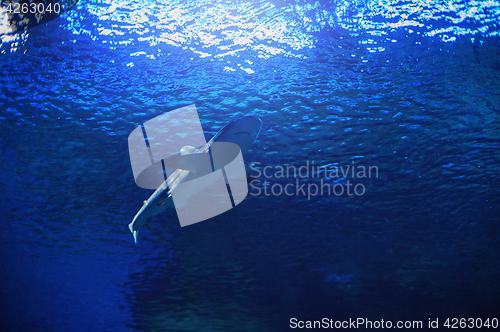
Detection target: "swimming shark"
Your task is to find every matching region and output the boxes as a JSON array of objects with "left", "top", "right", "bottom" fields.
[{"left": 128, "top": 116, "right": 262, "bottom": 244}]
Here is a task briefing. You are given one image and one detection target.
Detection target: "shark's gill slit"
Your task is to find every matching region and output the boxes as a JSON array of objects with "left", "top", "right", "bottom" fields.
[
  {"left": 140, "top": 125, "right": 155, "bottom": 165},
  {"left": 221, "top": 167, "right": 236, "bottom": 208}
]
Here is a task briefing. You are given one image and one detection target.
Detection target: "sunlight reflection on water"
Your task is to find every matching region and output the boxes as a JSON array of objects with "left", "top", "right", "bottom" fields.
[{"left": 1, "top": 0, "right": 499, "bottom": 59}]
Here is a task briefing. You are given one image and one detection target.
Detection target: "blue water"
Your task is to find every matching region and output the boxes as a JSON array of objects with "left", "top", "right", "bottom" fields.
[{"left": 1, "top": 0, "right": 499, "bottom": 331}]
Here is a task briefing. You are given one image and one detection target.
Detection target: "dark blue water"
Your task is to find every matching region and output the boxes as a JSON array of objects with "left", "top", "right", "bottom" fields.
[{"left": 1, "top": 0, "right": 499, "bottom": 331}]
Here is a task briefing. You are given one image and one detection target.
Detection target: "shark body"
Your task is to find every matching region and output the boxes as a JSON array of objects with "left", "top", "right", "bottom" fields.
[{"left": 128, "top": 116, "right": 262, "bottom": 244}]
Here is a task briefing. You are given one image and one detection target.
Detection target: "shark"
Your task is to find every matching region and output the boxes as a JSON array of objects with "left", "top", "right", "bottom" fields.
[{"left": 128, "top": 115, "right": 263, "bottom": 244}]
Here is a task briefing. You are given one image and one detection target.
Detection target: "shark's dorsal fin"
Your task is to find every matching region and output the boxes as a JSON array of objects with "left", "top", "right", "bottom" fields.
[{"left": 143, "top": 200, "right": 147, "bottom": 205}]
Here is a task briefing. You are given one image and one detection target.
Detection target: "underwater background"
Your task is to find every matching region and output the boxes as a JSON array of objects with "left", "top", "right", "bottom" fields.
[{"left": 1, "top": 0, "right": 499, "bottom": 331}]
